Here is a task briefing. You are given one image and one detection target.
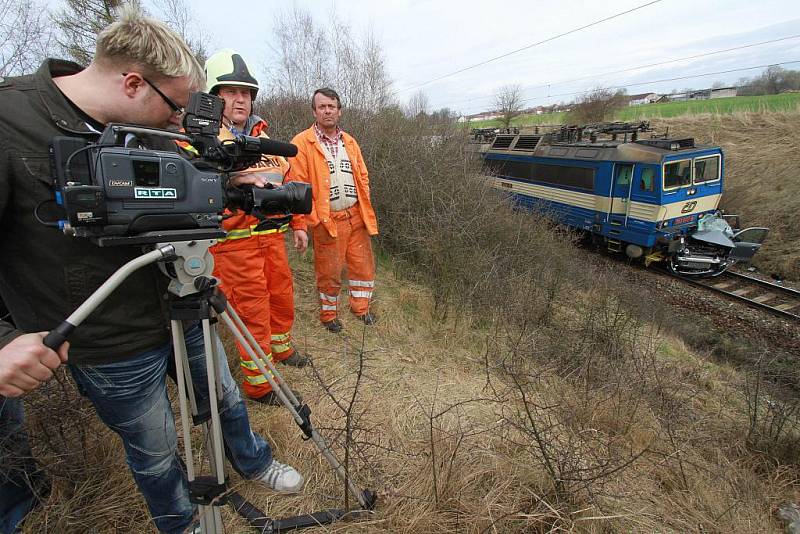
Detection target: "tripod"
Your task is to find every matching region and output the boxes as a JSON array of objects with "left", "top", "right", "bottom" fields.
[{"left": 44, "top": 230, "right": 377, "bottom": 533}]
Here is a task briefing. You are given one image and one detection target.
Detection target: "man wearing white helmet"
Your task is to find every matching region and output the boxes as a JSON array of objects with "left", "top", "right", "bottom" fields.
[{"left": 205, "top": 49, "right": 310, "bottom": 405}]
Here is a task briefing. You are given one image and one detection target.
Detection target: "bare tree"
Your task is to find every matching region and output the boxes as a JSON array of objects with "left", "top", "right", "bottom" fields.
[
  {"left": 0, "top": 0, "right": 55, "bottom": 76},
  {"left": 494, "top": 84, "right": 524, "bottom": 128},
  {"left": 52, "top": 0, "right": 129, "bottom": 66},
  {"left": 52, "top": 0, "right": 210, "bottom": 67},
  {"left": 429, "top": 107, "right": 455, "bottom": 125},
  {"left": 150, "top": 0, "right": 214, "bottom": 63},
  {"left": 405, "top": 90, "right": 429, "bottom": 118},
  {"left": 739, "top": 66, "right": 800, "bottom": 96},
  {"left": 265, "top": 5, "right": 392, "bottom": 111},
  {"left": 569, "top": 87, "right": 628, "bottom": 124}
]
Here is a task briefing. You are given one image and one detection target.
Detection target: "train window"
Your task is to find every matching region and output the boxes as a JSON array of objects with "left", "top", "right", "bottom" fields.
[
  {"left": 530, "top": 163, "right": 595, "bottom": 191},
  {"left": 640, "top": 167, "right": 655, "bottom": 192},
  {"left": 483, "top": 158, "right": 595, "bottom": 191},
  {"left": 614, "top": 164, "right": 633, "bottom": 186},
  {"left": 663, "top": 160, "right": 692, "bottom": 190},
  {"left": 694, "top": 155, "right": 720, "bottom": 184}
]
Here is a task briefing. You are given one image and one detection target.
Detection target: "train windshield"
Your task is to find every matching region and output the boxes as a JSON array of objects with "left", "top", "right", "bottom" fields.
[
  {"left": 663, "top": 160, "right": 692, "bottom": 189},
  {"left": 694, "top": 155, "right": 721, "bottom": 183}
]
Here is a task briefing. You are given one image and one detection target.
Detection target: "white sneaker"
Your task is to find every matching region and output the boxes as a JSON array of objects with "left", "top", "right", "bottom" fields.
[{"left": 256, "top": 459, "right": 304, "bottom": 493}]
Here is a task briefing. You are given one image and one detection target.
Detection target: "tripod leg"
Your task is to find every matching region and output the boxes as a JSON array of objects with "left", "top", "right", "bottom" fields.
[
  {"left": 173, "top": 320, "right": 227, "bottom": 533},
  {"left": 199, "top": 319, "right": 227, "bottom": 533},
  {"left": 218, "top": 305, "right": 375, "bottom": 511},
  {"left": 201, "top": 318, "right": 227, "bottom": 488},
  {"left": 172, "top": 320, "right": 197, "bottom": 483}
]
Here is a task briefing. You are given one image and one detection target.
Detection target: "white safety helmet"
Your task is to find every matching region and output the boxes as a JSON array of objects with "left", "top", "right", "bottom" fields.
[{"left": 204, "top": 48, "right": 259, "bottom": 98}]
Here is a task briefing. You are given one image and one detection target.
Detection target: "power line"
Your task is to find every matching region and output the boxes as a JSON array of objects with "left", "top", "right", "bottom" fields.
[
  {"left": 507, "top": 59, "right": 800, "bottom": 108},
  {"left": 448, "top": 33, "right": 800, "bottom": 110},
  {"left": 393, "top": 0, "right": 665, "bottom": 95}
]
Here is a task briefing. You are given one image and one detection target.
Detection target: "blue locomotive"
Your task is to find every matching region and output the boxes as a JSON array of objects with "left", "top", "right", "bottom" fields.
[{"left": 479, "top": 123, "right": 768, "bottom": 276}]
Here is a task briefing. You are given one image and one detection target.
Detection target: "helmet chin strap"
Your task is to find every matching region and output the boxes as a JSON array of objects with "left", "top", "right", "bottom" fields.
[{"left": 222, "top": 115, "right": 247, "bottom": 136}]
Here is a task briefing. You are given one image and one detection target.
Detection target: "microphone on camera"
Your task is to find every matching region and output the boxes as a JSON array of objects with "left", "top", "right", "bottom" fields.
[{"left": 254, "top": 137, "right": 298, "bottom": 157}]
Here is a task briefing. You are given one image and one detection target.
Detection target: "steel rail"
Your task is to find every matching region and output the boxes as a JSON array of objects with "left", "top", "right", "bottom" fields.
[
  {"left": 724, "top": 270, "right": 800, "bottom": 297},
  {"left": 671, "top": 270, "right": 800, "bottom": 321}
]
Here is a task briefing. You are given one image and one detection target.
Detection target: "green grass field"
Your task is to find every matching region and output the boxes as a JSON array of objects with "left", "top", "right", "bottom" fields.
[{"left": 468, "top": 92, "right": 800, "bottom": 128}]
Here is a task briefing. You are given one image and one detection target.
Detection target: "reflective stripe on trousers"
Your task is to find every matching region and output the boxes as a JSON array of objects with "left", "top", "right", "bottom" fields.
[{"left": 311, "top": 206, "right": 376, "bottom": 321}]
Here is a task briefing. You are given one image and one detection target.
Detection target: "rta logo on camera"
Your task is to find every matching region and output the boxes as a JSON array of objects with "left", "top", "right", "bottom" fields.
[{"left": 134, "top": 187, "right": 178, "bottom": 199}]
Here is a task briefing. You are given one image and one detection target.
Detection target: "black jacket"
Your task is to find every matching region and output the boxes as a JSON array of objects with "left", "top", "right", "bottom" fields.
[{"left": 0, "top": 59, "right": 171, "bottom": 365}]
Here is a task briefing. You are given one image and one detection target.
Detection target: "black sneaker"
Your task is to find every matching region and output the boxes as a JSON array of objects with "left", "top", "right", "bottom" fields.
[
  {"left": 356, "top": 312, "right": 378, "bottom": 325},
  {"left": 280, "top": 351, "right": 311, "bottom": 368},
  {"left": 251, "top": 388, "right": 303, "bottom": 406},
  {"left": 322, "top": 318, "right": 343, "bottom": 333}
]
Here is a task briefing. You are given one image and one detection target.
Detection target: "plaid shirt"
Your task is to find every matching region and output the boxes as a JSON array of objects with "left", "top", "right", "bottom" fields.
[{"left": 313, "top": 122, "right": 343, "bottom": 159}]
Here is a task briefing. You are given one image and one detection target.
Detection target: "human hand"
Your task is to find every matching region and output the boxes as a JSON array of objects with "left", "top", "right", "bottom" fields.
[
  {"left": 228, "top": 172, "right": 279, "bottom": 189},
  {"left": 0, "top": 333, "right": 69, "bottom": 398},
  {"left": 293, "top": 230, "right": 308, "bottom": 253}
]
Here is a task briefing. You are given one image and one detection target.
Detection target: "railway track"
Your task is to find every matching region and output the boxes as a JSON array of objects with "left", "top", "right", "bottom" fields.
[{"left": 673, "top": 270, "right": 800, "bottom": 321}]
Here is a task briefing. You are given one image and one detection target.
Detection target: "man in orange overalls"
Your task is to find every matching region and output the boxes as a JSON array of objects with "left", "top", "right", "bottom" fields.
[
  {"left": 287, "top": 88, "right": 378, "bottom": 333},
  {"left": 205, "top": 49, "right": 309, "bottom": 404}
]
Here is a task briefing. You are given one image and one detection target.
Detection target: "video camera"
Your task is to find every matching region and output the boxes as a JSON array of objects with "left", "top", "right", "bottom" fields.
[{"left": 48, "top": 92, "right": 311, "bottom": 244}]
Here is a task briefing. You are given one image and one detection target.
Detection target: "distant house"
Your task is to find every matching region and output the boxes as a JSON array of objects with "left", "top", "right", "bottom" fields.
[
  {"left": 667, "top": 87, "right": 738, "bottom": 102},
  {"left": 465, "top": 111, "right": 502, "bottom": 122},
  {"left": 627, "top": 92, "right": 659, "bottom": 106},
  {"left": 710, "top": 87, "right": 737, "bottom": 99}
]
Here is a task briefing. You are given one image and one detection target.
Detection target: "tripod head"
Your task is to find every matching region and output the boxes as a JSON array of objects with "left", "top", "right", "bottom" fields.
[{"left": 154, "top": 233, "right": 221, "bottom": 298}]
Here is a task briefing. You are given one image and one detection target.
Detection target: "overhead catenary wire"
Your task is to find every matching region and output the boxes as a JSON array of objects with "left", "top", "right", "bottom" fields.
[
  {"left": 454, "top": 59, "right": 800, "bottom": 116},
  {"left": 516, "top": 59, "right": 800, "bottom": 105},
  {"left": 393, "top": 0, "right": 665, "bottom": 95},
  {"left": 447, "top": 33, "right": 800, "bottom": 109}
]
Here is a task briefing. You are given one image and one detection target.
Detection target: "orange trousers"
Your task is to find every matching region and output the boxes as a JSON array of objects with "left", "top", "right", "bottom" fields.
[
  {"left": 212, "top": 231, "right": 296, "bottom": 398},
  {"left": 311, "top": 206, "right": 376, "bottom": 322},
  {"left": 259, "top": 232, "right": 296, "bottom": 363}
]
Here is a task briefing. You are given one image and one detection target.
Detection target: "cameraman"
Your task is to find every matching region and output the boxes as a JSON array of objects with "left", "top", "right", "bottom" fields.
[
  {"left": 0, "top": 8, "right": 302, "bottom": 534},
  {"left": 203, "top": 49, "right": 310, "bottom": 406}
]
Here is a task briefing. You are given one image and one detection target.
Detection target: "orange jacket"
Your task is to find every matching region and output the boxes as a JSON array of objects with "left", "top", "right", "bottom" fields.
[
  {"left": 215, "top": 118, "right": 305, "bottom": 247},
  {"left": 287, "top": 126, "right": 378, "bottom": 238}
]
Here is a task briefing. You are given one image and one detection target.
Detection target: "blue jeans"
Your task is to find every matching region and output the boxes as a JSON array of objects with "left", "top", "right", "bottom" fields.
[
  {"left": 69, "top": 323, "right": 272, "bottom": 534},
  {"left": 0, "top": 397, "right": 48, "bottom": 534}
]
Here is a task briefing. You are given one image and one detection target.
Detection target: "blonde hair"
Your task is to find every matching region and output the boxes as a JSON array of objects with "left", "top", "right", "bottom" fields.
[{"left": 95, "top": 4, "right": 204, "bottom": 90}]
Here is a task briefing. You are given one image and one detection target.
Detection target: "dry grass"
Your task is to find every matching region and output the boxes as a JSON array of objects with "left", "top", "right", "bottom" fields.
[
  {"left": 17, "top": 247, "right": 800, "bottom": 533},
  {"left": 651, "top": 110, "right": 800, "bottom": 282},
  {"left": 13, "top": 108, "right": 800, "bottom": 533}
]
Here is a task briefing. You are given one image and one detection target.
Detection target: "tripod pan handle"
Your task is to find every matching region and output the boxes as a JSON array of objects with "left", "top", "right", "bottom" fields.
[{"left": 44, "top": 322, "right": 76, "bottom": 351}]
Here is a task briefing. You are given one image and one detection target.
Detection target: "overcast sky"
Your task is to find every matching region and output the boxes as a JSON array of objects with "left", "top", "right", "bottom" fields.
[
  {"left": 54, "top": 0, "right": 800, "bottom": 114},
  {"left": 190, "top": 0, "right": 800, "bottom": 114}
]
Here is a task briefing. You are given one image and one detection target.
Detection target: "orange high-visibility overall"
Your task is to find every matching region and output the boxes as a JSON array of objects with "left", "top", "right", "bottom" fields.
[
  {"left": 287, "top": 127, "right": 378, "bottom": 322},
  {"left": 211, "top": 118, "right": 302, "bottom": 398}
]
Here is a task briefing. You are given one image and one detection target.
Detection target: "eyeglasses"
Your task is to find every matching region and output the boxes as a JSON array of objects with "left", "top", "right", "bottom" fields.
[{"left": 123, "top": 73, "right": 185, "bottom": 116}]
